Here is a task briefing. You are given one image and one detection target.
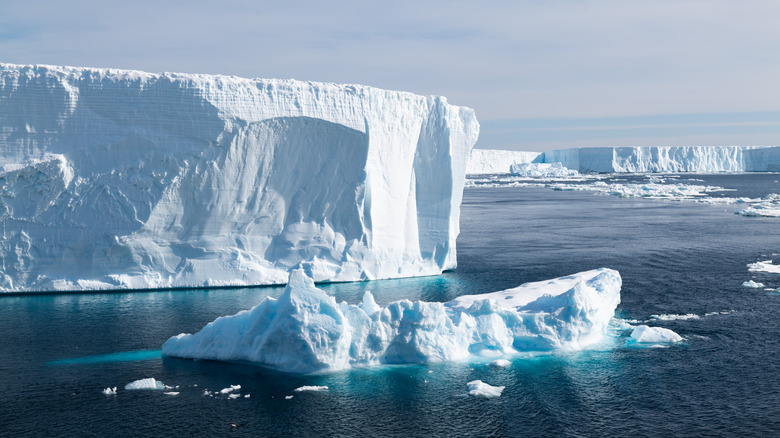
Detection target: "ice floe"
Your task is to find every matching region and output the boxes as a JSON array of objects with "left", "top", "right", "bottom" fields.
[
  {"left": 748, "top": 260, "right": 780, "bottom": 274},
  {"left": 629, "top": 325, "right": 683, "bottom": 345},
  {"left": 649, "top": 313, "right": 700, "bottom": 321},
  {"left": 742, "top": 280, "right": 765, "bottom": 288},
  {"left": 294, "top": 386, "right": 329, "bottom": 392},
  {"left": 102, "top": 387, "right": 117, "bottom": 395},
  {"left": 467, "top": 380, "right": 504, "bottom": 398}
]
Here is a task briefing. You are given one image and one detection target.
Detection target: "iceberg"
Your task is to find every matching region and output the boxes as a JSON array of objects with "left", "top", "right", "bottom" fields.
[
  {"left": 124, "top": 378, "right": 166, "bottom": 390},
  {"left": 466, "top": 380, "right": 504, "bottom": 397},
  {"left": 469, "top": 146, "right": 780, "bottom": 175},
  {"left": 0, "top": 63, "right": 479, "bottom": 292},
  {"left": 742, "top": 280, "right": 765, "bottom": 288},
  {"left": 162, "top": 267, "right": 621, "bottom": 373},
  {"left": 466, "top": 149, "right": 541, "bottom": 175},
  {"left": 629, "top": 325, "right": 683, "bottom": 345}
]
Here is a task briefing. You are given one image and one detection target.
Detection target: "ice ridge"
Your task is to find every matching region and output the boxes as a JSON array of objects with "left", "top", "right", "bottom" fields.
[
  {"left": 0, "top": 63, "right": 479, "bottom": 291},
  {"left": 162, "top": 267, "right": 622, "bottom": 373}
]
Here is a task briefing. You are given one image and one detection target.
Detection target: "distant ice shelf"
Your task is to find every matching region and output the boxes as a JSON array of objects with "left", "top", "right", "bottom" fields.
[
  {"left": 0, "top": 63, "right": 479, "bottom": 292},
  {"left": 468, "top": 146, "right": 780, "bottom": 175},
  {"left": 162, "top": 267, "right": 622, "bottom": 373}
]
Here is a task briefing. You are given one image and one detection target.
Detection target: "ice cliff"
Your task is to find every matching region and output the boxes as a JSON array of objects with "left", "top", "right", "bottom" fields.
[
  {"left": 468, "top": 146, "right": 780, "bottom": 174},
  {"left": 162, "top": 267, "right": 622, "bottom": 373},
  {"left": 0, "top": 63, "right": 479, "bottom": 291}
]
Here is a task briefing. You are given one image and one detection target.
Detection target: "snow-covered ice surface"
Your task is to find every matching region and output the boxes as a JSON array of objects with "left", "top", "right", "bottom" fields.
[
  {"left": 466, "top": 149, "right": 541, "bottom": 175},
  {"left": 466, "top": 380, "right": 504, "bottom": 398},
  {"left": 162, "top": 267, "right": 622, "bottom": 373},
  {"left": 124, "top": 378, "right": 165, "bottom": 390},
  {"left": 0, "top": 63, "right": 479, "bottom": 292},
  {"left": 629, "top": 325, "right": 683, "bottom": 345},
  {"left": 509, "top": 162, "right": 578, "bottom": 177}
]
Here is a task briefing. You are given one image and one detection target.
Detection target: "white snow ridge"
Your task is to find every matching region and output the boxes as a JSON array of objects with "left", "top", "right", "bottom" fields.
[
  {"left": 162, "top": 267, "right": 621, "bottom": 373},
  {"left": 0, "top": 63, "right": 478, "bottom": 292}
]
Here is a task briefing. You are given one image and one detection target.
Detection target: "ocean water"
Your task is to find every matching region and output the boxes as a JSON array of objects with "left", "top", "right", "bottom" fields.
[{"left": 2, "top": 174, "right": 780, "bottom": 437}]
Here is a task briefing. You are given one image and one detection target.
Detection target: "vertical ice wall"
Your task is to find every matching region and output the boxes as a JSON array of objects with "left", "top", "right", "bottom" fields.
[{"left": 0, "top": 64, "right": 479, "bottom": 292}]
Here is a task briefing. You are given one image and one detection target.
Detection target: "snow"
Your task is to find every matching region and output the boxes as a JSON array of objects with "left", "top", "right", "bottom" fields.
[
  {"left": 466, "top": 149, "right": 541, "bottom": 175},
  {"left": 102, "top": 387, "right": 117, "bottom": 395},
  {"left": 488, "top": 359, "right": 511, "bottom": 368},
  {"left": 294, "top": 385, "right": 329, "bottom": 392},
  {"left": 742, "top": 280, "right": 765, "bottom": 288},
  {"left": 629, "top": 325, "right": 683, "bottom": 344},
  {"left": 124, "top": 378, "right": 165, "bottom": 390},
  {"left": 0, "top": 63, "right": 479, "bottom": 292},
  {"left": 466, "top": 380, "right": 504, "bottom": 398},
  {"left": 509, "top": 162, "right": 578, "bottom": 177},
  {"left": 748, "top": 260, "right": 780, "bottom": 275},
  {"left": 162, "top": 267, "right": 621, "bottom": 373}
]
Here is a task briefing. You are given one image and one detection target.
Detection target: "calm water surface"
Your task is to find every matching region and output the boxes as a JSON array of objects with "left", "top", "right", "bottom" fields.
[{"left": 2, "top": 174, "right": 780, "bottom": 437}]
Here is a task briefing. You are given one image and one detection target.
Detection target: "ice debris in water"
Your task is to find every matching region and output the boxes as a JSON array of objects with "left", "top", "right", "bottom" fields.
[
  {"left": 294, "top": 386, "right": 329, "bottom": 392},
  {"left": 219, "top": 385, "right": 241, "bottom": 394},
  {"left": 467, "top": 380, "right": 504, "bottom": 398},
  {"left": 742, "top": 280, "right": 765, "bottom": 288},
  {"left": 629, "top": 325, "right": 683, "bottom": 345},
  {"left": 509, "top": 162, "right": 578, "bottom": 177},
  {"left": 489, "top": 359, "right": 511, "bottom": 368},
  {"left": 748, "top": 260, "right": 780, "bottom": 275},
  {"left": 649, "top": 313, "right": 700, "bottom": 321},
  {"left": 102, "top": 387, "right": 117, "bottom": 395},
  {"left": 162, "top": 267, "right": 621, "bottom": 373},
  {"left": 125, "top": 378, "right": 166, "bottom": 390},
  {"left": 163, "top": 392, "right": 179, "bottom": 396}
]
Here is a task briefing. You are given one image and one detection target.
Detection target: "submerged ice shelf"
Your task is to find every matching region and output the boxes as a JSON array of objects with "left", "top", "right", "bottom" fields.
[
  {"left": 0, "top": 63, "right": 479, "bottom": 292},
  {"left": 162, "top": 268, "right": 622, "bottom": 373}
]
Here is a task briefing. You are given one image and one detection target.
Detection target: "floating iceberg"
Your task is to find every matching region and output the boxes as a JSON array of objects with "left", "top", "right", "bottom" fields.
[
  {"left": 742, "top": 280, "right": 765, "bottom": 288},
  {"left": 488, "top": 359, "right": 511, "bottom": 368},
  {"left": 748, "top": 260, "right": 780, "bottom": 275},
  {"left": 124, "top": 378, "right": 166, "bottom": 390},
  {"left": 509, "top": 162, "right": 578, "bottom": 177},
  {"left": 469, "top": 146, "right": 780, "bottom": 175},
  {"left": 162, "top": 267, "right": 621, "bottom": 373},
  {"left": 466, "top": 380, "right": 504, "bottom": 398},
  {"left": 0, "top": 63, "right": 478, "bottom": 292},
  {"left": 102, "top": 387, "right": 117, "bottom": 395},
  {"left": 629, "top": 325, "right": 683, "bottom": 345},
  {"left": 466, "top": 149, "right": 541, "bottom": 175},
  {"left": 294, "top": 386, "right": 329, "bottom": 392}
]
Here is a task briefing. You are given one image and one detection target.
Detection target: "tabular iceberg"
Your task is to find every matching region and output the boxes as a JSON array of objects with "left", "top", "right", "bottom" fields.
[
  {"left": 0, "top": 64, "right": 479, "bottom": 291},
  {"left": 468, "top": 146, "right": 780, "bottom": 175},
  {"left": 162, "top": 267, "right": 621, "bottom": 373}
]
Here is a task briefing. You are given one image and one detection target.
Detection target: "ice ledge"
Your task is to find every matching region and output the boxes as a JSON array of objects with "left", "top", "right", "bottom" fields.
[{"left": 162, "top": 267, "right": 622, "bottom": 373}]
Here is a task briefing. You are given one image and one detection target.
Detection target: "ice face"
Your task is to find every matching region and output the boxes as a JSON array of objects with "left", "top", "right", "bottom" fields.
[
  {"left": 0, "top": 64, "right": 479, "bottom": 292},
  {"left": 161, "top": 267, "right": 622, "bottom": 373},
  {"left": 466, "top": 149, "right": 541, "bottom": 175},
  {"left": 509, "top": 162, "right": 578, "bottom": 177}
]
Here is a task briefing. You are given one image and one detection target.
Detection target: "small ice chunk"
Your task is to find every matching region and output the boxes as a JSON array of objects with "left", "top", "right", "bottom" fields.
[
  {"left": 125, "top": 378, "right": 165, "bottom": 390},
  {"left": 649, "top": 313, "right": 700, "bottom": 321},
  {"left": 489, "top": 359, "right": 511, "bottom": 368},
  {"left": 630, "top": 325, "right": 683, "bottom": 344},
  {"left": 219, "top": 385, "right": 241, "bottom": 394},
  {"left": 203, "top": 390, "right": 212, "bottom": 396},
  {"left": 102, "top": 387, "right": 117, "bottom": 395},
  {"left": 285, "top": 395, "right": 294, "bottom": 400},
  {"left": 748, "top": 260, "right": 780, "bottom": 275},
  {"left": 467, "top": 380, "right": 505, "bottom": 398},
  {"left": 293, "top": 385, "right": 328, "bottom": 392},
  {"left": 163, "top": 392, "right": 179, "bottom": 396},
  {"left": 244, "top": 394, "right": 250, "bottom": 398},
  {"left": 742, "top": 280, "right": 765, "bottom": 288},
  {"left": 228, "top": 394, "right": 240, "bottom": 399}
]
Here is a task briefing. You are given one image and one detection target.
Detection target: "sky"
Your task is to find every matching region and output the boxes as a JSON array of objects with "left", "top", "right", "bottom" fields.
[{"left": 1, "top": 0, "right": 778, "bottom": 151}]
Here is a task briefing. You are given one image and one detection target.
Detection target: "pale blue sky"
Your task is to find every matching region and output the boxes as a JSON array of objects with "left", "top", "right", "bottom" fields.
[{"left": 1, "top": 0, "right": 778, "bottom": 151}]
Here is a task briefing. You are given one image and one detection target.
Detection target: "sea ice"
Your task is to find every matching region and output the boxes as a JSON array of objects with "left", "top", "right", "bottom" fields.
[
  {"left": 742, "top": 280, "right": 765, "bottom": 288},
  {"left": 162, "top": 267, "right": 621, "bottom": 373},
  {"left": 466, "top": 380, "right": 504, "bottom": 398},
  {"left": 293, "top": 386, "right": 329, "bottom": 392},
  {"left": 102, "top": 387, "right": 117, "bottom": 395},
  {"left": 748, "top": 260, "right": 780, "bottom": 275},
  {"left": 488, "top": 359, "right": 511, "bottom": 368},
  {"left": 124, "top": 378, "right": 165, "bottom": 390},
  {"left": 228, "top": 394, "right": 240, "bottom": 399},
  {"left": 0, "top": 63, "right": 479, "bottom": 292},
  {"left": 629, "top": 325, "right": 683, "bottom": 344},
  {"left": 219, "top": 385, "right": 241, "bottom": 394},
  {"left": 163, "top": 392, "right": 179, "bottom": 396},
  {"left": 649, "top": 314, "right": 700, "bottom": 321}
]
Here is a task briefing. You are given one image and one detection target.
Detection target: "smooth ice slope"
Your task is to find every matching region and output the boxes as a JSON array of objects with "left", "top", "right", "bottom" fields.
[
  {"left": 0, "top": 64, "right": 479, "bottom": 291},
  {"left": 162, "top": 268, "right": 622, "bottom": 373},
  {"left": 466, "top": 149, "right": 541, "bottom": 174}
]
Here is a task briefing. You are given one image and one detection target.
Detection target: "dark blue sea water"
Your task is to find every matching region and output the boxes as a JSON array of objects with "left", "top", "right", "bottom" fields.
[{"left": 2, "top": 174, "right": 780, "bottom": 437}]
